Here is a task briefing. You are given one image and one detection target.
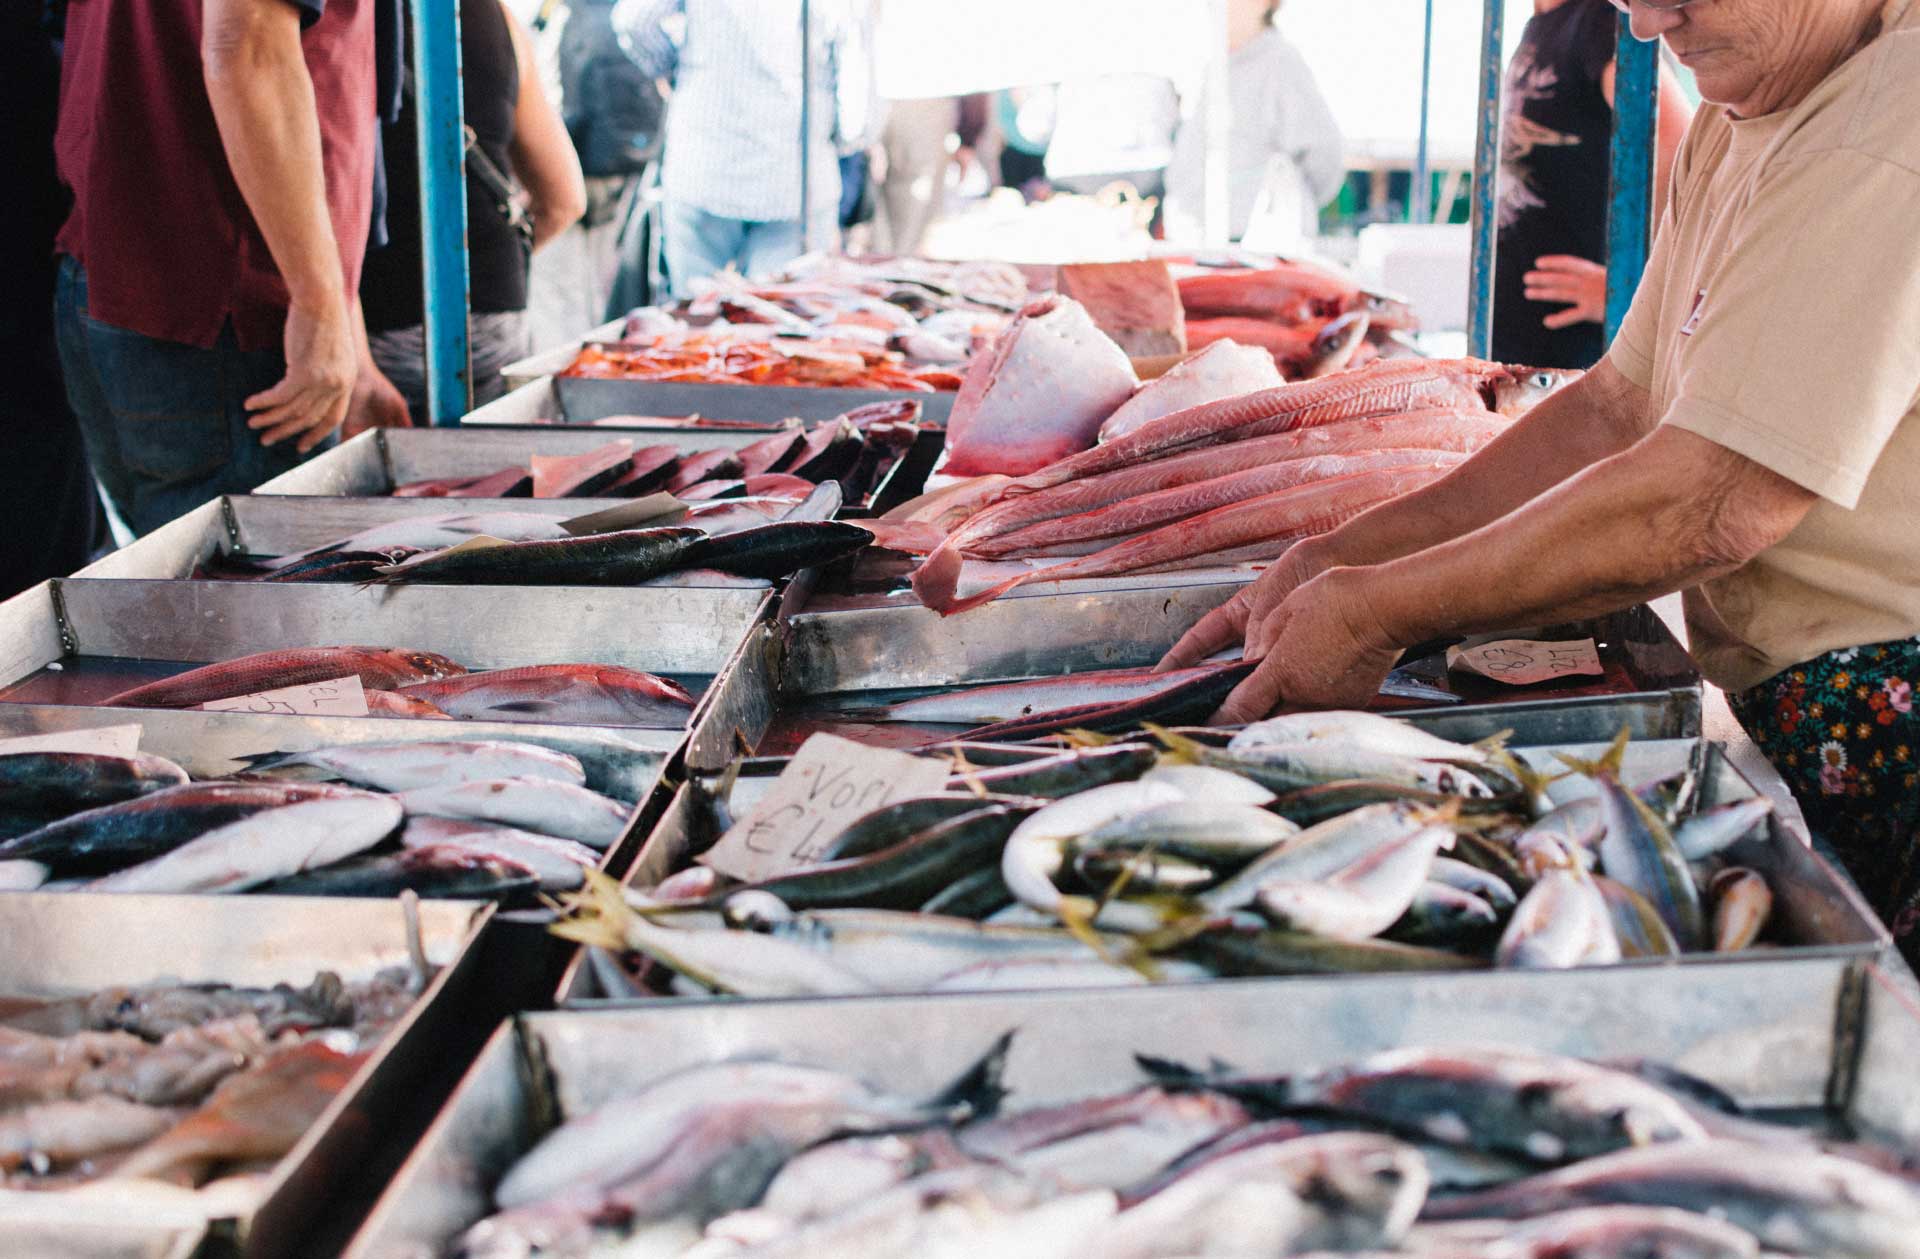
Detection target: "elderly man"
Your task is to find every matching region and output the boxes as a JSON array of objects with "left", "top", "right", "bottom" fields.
[{"left": 1164, "top": 0, "right": 1920, "bottom": 952}]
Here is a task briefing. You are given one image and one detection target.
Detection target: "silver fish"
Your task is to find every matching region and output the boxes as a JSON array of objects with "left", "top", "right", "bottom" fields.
[
  {"left": 236, "top": 739, "right": 586, "bottom": 792},
  {"left": 1230, "top": 709, "right": 1494, "bottom": 766},
  {"left": 1674, "top": 798, "right": 1774, "bottom": 862},
  {"left": 85, "top": 793, "right": 402, "bottom": 894},
  {"left": 395, "top": 777, "right": 630, "bottom": 848},
  {"left": 1201, "top": 802, "right": 1444, "bottom": 913},
  {"left": 1255, "top": 822, "right": 1453, "bottom": 941},
  {"left": 401, "top": 817, "right": 598, "bottom": 891}
]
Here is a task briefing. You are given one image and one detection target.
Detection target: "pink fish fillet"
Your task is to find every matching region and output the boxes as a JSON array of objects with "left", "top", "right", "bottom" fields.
[
  {"left": 971, "top": 449, "right": 1467, "bottom": 561},
  {"left": 1098, "top": 341, "right": 1284, "bottom": 444},
  {"left": 940, "top": 295, "right": 1139, "bottom": 477},
  {"left": 531, "top": 441, "right": 635, "bottom": 498},
  {"left": 920, "top": 463, "right": 1458, "bottom": 614}
]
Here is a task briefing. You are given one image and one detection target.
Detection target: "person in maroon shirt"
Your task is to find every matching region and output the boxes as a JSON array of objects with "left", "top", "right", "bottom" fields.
[{"left": 52, "top": 0, "right": 407, "bottom": 535}]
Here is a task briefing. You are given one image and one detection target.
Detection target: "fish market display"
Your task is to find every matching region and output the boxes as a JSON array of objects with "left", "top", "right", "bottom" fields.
[
  {"left": 452, "top": 1039, "right": 1920, "bottom": 1258},
  {"left": 1097, "top": 341, "right": 1283, "bottom": 443},
  {"left": 99, "top": 647, "right": 467, "bottom": 709},
  {"left": 0, "top": 740, "right": 633, "bottom": 898},
  {"left": 394, "top": 665, "right": 695, "bottom": 726},
  {"left": 1176, "top": 258, "right": 1421, "bottom": 375},
  {"left": 564, "top": 335, "right": 960, "bottom": 393},
  {"left": 555, "top": 722, "right": 1785, "bottom": 998},
  {"left": 0, "top": 967, "right": 419, "bottom": 1198}
]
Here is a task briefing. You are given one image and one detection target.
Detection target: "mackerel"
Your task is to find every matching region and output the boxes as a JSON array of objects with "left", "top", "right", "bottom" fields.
[
  {"left": 236, "top": 739, "right": 587, "bottom": 792},
  {"left": 846, "top": 665, "right": 1230, "bottom": 726},
  {"left": 816, "top": 795, "right": 1001, "bottom": 862}
]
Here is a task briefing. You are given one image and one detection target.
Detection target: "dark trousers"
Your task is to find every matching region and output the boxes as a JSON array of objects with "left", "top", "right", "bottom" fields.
[
  {"left": 53, "top": 258, "right": 330, "bottom": 537},
  {"left": 0, "top": 322, "right": 106, "bottom": 599}
]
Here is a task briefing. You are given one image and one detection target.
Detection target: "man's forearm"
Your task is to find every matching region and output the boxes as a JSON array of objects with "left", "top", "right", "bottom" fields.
[{"left": 203, "top": 0, "right": 343, "bottom": 309}]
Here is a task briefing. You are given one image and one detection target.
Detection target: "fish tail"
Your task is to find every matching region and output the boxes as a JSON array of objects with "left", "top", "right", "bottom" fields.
[
  {"left": 1133, "top": 1052, "right": 1214, "bottom": 1090},
  {"left": 1143, "top": 722, "right": 1206, "bottom": 764},
  {"left": 908, "top": 541, "right": 965, "bottom": 611},
  {"left": 1555, "top": 726, "right": 1631, "bottom": 780},
  {"left": 1063, "top": 728, "right": 1118, "bottom": 749},
  {"left": 929, "top": 1029, "right": 1016, "bottom": 1121},
  {"left": 1490, "top": 748, "right": 1563, "bottom": 798},
  {"left": 546, "top": 869, "right": 634, "bottom": 951},
  {"left": 927, "top": 565, "right": 1033, "bottom": 617}
]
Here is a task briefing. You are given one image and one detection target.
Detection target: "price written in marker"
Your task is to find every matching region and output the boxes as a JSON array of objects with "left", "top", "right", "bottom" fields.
[
  {"left": 1446, "top": 638, "right": 1605, "bottom": 687},
  {"left": 699, "top": 734, "right": 952, "bottom": 882},
  {"left": 200, "top": 675, "right": 369, "bottom": 717}
]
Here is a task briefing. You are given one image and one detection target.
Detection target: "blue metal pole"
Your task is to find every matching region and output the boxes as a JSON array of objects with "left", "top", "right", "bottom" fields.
[
  {"left": 1412, "top": 0, "right": 1435, "bottom": 224},
  {"left": 410, "top": 0, "right": 471, "bottom": 426},
  {"left": 1465, "top": 0, "right": 1504, "bottom": 358},
  {"left": 1605, "top": 15, "right": 1659, "bottom": 342}
]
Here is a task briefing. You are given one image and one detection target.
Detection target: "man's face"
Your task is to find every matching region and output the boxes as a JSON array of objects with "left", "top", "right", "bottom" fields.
[{"left": 1633, "top": 0, "right": 1826, "bottom": 115}]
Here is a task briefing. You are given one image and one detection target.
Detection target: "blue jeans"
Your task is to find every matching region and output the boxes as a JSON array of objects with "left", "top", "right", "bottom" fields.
[
  {"left": 53, "top": 259, "right": 331, "bottom": 536},
  {"left": 661, "top": 203, "right": 837, "bottom": 299}
]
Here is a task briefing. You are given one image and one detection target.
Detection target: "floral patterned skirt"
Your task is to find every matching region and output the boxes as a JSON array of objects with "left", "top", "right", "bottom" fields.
[{"left": 1728, "top": 638, "right": 1920, "bottom": 965}]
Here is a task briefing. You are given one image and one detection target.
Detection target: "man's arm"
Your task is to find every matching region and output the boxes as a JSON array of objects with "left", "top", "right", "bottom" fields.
[
  {"left": 1212, "top": 425, "right": 1817, "bottom": 722},
  {"left": 1161, "top": 358, "right": 1652, "bottom": 669},
  {"left": 202, "top": 0, "right": 357, "bottom": 452}
]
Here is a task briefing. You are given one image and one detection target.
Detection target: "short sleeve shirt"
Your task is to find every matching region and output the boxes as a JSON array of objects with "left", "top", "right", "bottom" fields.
[{"left": 1606, "top": 0, "right": 1920, "bottom": 692}]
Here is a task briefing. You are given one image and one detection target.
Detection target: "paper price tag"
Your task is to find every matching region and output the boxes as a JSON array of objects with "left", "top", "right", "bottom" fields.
[
  {"left": 1447, "top": 638, "right": 1604, "bottom": 687},
  {"left": 200, "top": 675, "right": 369, "bottom": 717},
  {"left": 699, "top": 734, "right": 951, "bottom": 882},
  {"left": 0, "top": 724, "right": 144, "bottom": 758}
]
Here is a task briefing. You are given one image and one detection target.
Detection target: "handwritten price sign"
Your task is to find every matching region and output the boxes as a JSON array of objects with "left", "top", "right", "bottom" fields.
[
  {"left": 1446, "top": 638, "right": 1604, "bottom": 687},
  {"left": 699, "top": 734, "right": 951, "bottom": 882},
  {"left": 200, "top": 675, "right": 369, "bottom": 717}
]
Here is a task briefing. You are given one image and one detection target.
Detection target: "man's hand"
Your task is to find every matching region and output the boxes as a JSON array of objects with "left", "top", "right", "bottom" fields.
[
  {"left": 343, "top": 362, "right": 414, "bottom": 442},
  {"left": 1524, "top": 255, "right": 1607, "bottom": 330},
  {"left": 1212, "top": 568, "right": 1402, "bottom": 726},
  {"left": 1157, "top": 542, "right": 1331, "bottom": 672},
  {"left": 245, "top": 298, "right": 356, "bottom": 452}
]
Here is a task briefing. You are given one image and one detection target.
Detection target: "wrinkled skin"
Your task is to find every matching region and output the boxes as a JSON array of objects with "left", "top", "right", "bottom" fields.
[{"left": 1630, "top": 0, "right": 1884, "bottom": 118}]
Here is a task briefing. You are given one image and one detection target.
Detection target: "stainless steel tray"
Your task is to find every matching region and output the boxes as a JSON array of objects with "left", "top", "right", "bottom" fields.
[
  {"left": 556, "top": 357, "right": 957, "bottom": 426},
  {"left": 344, "top": 955, "right": 1920, "bottom": 1259},
  {"left": 0, "top": 893, "right": 493, "bottom": 1258},
  {"left": 554, "top": 737, "right": 1886, "bottom": 1004},
  {"left": 499, "top": 320, "right": 625, "bottom": 393}
]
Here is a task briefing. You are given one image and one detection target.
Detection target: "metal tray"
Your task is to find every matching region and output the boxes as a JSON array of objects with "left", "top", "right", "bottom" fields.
[
  {"left": 556, "top": 355, "right": 957, "bottom": 426},
  {"left": 499, "top": 320, "right": 625, "bottom": 392},
  {"left": 0, "top": 893, "right": 494, "bottom": 1258},
  {"left": 465, "top": 376, "right": 792, "bottom": 430},
  {"left": 553, "top": 737, "right": 1885, "bottom": 1003},
  {"left": 343, "top": 955, "right": 1920, "bottom": 1259}
]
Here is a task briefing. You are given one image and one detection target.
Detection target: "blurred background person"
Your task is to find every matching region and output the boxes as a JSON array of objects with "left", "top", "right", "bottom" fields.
[
  {"left": 1043, "top": 71, "right": 1181, "bottom": 230},
  {"left": 1492, "top": 0, "right": 1691, "bottom": 369},
  {"left": 1162, "top": 0, "right": 1343, "bottom": 251},
  {"left": 615, "top": 0, "right": 853, "bottom": 297},
  {"left": 994, "top": 86, "right": 1054, "bottom": 201},
  {"left": 360, "top": 0, "right": 586, "bottom": 422}
]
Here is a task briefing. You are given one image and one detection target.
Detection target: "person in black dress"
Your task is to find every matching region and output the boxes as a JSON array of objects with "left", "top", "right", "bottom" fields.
[{"left": 1493, "top": 0, "right": 1692, "bottom": 370}]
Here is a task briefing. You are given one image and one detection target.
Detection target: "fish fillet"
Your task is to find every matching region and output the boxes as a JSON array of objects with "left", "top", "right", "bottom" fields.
[{"left": 1098, "top": 342, "right": 1282, "bottom": 444}]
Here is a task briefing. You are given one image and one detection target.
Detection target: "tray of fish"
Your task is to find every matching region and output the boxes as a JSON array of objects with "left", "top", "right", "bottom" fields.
[
  {"left": 0, "top": 575, "right": 754, "bottom": 735},
  {"left": 687, "top": 582, "right": 1701, "bottom": 764},
  {"left": 343, "top": 957, "right": 1920, "bottom": 1259},
  {"left": 500, "top": 320, "right": 626, "bottom": 392},
  {"left": 552, "top": 723, "right": 1883, "bottom": 1006},
  {"left": 0, "top": 891, "right": 494, "bottom": 1258}
]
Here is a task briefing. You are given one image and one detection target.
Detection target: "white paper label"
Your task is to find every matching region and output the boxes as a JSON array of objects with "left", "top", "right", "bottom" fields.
[
  {"left": 1447, "top": 638, "right": 1604, "bottom": 687},
  {"left": 699, "top": 734, "right": 952, "bottom": 882},
  {"left": 200, "top": 675, "right": 369, "bottom": 717},
  {"left": 0, "top": 724, "right": 144, "bottom": 758}
]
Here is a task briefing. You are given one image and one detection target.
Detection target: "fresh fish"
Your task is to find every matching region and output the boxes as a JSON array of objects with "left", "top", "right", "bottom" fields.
[
  {"left": 782, "top": 419, "right": 864, "bottom": 485},
  {"left": 1492, "top": 365, "right": 1583, "bottom": 416},
  {"left": 1230, "top": 709, "right": 1497, "bottom": 766},
  {"left": 395, "top": 777, "right": 630, "bottom": 848},
  {"left": 0, "top": 751, "right": 189, "bottom": 815},
  {"left": 1562, "top": 735, "right": 1704, "bottom": 950},
  {"left": 236, "top": 739, "right": 586, "bottom": 792},
  {"left": 1388, "top": 881, "right": 1502, "bottom": 946},
  {"left": 1418, "top": 1138, "right": 1920, "bottom": 1258},
  {"left": 849, "top": 666, "right": 1231, "bottom": 726},
  {"left": 954, "top": 664, "right": 1257, "bottom": 741},
  {"left": 0, "top": 860, "right": 46, "bottom": 890},
  {"left": 0, "top": 782, "right": 360, "bottom": 877},
  {"left": 729, "top": 804, "right": 1035, "bottom": 911},
  {"left": 1594, "top": 874, "right": 1682, "bottom": 958},
  {"left": 372, "top": 526, "right": 706, "bottom": 586},
  {"left": 1073, "top": 847, "right": 1218, "bottom": 894},
  {"left": 397, "top": 663, "right": 695, "bottom": 726},
  {"left": 926, "top": 956, "right": 1206, "bottom": 992},
  {"left": 949, "top": 744, "right": 1157, "bottom": 799},
  {"left": 1000, "top": 781, "right": 1187, "bottom": 932},
  {"left": 1673, "top": 798, "right": 1774, "bottom": 861},
  {"left": 529, "top": 440, "right": 634, "bottom": 498},
  {"left": 679, "top": 521, "right": 873, "bottom": 579},
  {"left": 1201, "top": 802, "right": 1451, "bottom": 913},
  {"left": 816, "top": 795, "right": 1001, "bottom": 863},
  {"left": 252, "top": 844, "right": 539, "bottom": 900},
  {"left": 1097, "top": 341, "right": 1284, "bottom": 443},
  {"left": 1517, "top": 796, "right": 1606, "bottom": 857},
  {"left": 918, "top": 864, "right": 1013, "bottom": 919},
  {"left": 0, "top": 1096, "right": 183, "bottom": 1171},
  {"left": 663, "top": 447, "right": 747, "bottom": 494},
  {"left": 755, "top": 1132, "right": 964, "bottom": 1225},
  {"left": 401, "top": 817, "right": 599, "bottom": 890},
  {"left": 733, "top": 429, "right": 808, "bottom": 479},
  {"left": 269, "top": 512, "right": 573, "bottom": 565},
  {"left": 363, "top": 688, "right": 454, "bottom": 718},
  {"left": 1254, "top": 821, "right": 1453, "bottom": 940},
  {"left": 1074, "top": 798, "right": 1300, "bottom": 865},
  {"left": 1414, "top": 1206, "right": 1761, "bottom": 1259},
  {"left": 85, "top": 793, "right": 403, "bottom": 893},
  {"left": 1497, "top": 852, "right": 1617, "bottom": 970},
  {"left": 1161, "top": 726, "right": 1498, "bottom": 799},
  {"left": 102, "top": 646, "right": 466, "bottom": 708},
  {"left": 1426, "top": 855, "right": 1517, "bottom": 910},
  {"left": 1187, "top": 927, "right": 1485, "bottom": 975},
  {"left": 1266, "top": 779, "right": 1493, "bottom": 827},
  {"left": 1709, "top": 867, "right": 1772, "bottom": 952}
]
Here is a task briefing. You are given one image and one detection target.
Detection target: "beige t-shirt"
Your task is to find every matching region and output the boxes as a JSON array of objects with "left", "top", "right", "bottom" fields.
[{"left": 1607, "top": 0, "right": 1920, "bottom": 693}]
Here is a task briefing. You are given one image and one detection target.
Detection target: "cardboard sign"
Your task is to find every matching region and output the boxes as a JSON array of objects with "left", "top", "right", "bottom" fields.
[
  {"left": 1447, "top": 638, "right": 1604, "bottom": 687},
  {"left": 0, "top": 724, "right": 143, "bottom": 758},
  {"left": 699, "top": 734, "right": 951, "bottom": 882},
  {"left": 200, "top": 675, "right": 369, "bottom": 717}
]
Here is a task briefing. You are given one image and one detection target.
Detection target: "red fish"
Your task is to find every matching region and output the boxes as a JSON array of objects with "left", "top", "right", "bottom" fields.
[
  {"left": 103, "top": 648, "right": 468, "bottom": 709},
  {"left": 397, "top": 664, "right": 695, "bottom": 726}
]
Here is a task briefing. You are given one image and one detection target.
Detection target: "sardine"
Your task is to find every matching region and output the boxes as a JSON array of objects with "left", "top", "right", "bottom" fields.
[
  {"left": 0, "top": 751, "right": 189, "bottom": 815},
  {"left": 1162, "top": 727, "right": 1497, "bottom": 800},
  {"left": 372, "top": 526, "right": 707, "bottom": 586},
  {"left": 252, "top": 844, "right": 539, "bottom": 900},
  {"left": 1709, "top": 867, "right": 1772, "bottom": 952},
  {"left": 401, "top": 816, "right": 598, "bottom": 890},
  {"left": 102, "top": 646, "right": 467, "bottom": 708},
  {"left": 86, "top": 793, "right": 403, "bottom": 893},
  {"left": 237, "top": 739, "right": 586, "bottom": 792},
  {"left": 395, "top": 777, "right": 630, "bottom": 848},
  {"left": 679, "top": 521, "right": 873, "bottom": 579},
  {"left": 397, "top": 663, "right": 695, "bottom": 726}
]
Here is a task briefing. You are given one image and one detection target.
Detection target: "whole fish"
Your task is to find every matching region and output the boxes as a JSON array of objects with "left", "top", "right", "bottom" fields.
[
  {"left": 1256, "top": 822, "right": 1454, "bottom": 941},
  {"left": 927, "top": 956, "right": 1210, "bottom": 992},
  {"left": 1709, "top": 867, "right": 1772, "bottom": 952},
  {"left": 679, "top": 521, "right": 874, "bottom": 579},
  {"left": 728, "top": 804, "right": 1035, "bottom": 911},
  {"left": 1074, "top": 847, "right": 1218, "bottom": 894},
  {"left": 1594, "top": 874, "right": 1682, "bottom": 959},
  {"left": 954, "top": 663, "right": 1257, "bottom": 741},
  {"left": 918, "top": 864, "right": 1013, "bottom": 919},
  {"left": 102, "top": 646, "right": 467, "bottom": 709},
  {"left": 252, "top": 844, "right": 539, "bottom": 900},
  {"left": 268, "top": 512, "right": 573, "bottom": 565},
  {"left": 1497, "top": 856, "right": 1618, "bottom": 970},
  {"left": 0, "top": 751, "right": 189, "bottom": 815},
  {"left": 1201, "top": 802, "right": 1452, "bottom": 913},
  {"left": 1137, "top": 761, "right": 1277, "bottom": 805},
  {"left": 1673, "top": 798, "right": 1774, "bottom": 862},
  {"left": 0, "top": 1096, "right": 183, "bottom": 1171},
  {"left": 849, "top": 665, "right": 1231, "bottom": 726},
  {"left": 397, "top": 663, "right": 695, "bottom": 726},
  {"left": 86, "top": 793, "right": 403, "bottom": 893},
  {"left": 1418, "top": 1139, "right": 1920, "bottom": 1258},
  {"left": 363, "top": 689, "right": 454, "bottom": 718},
  {"left": 816, "top": 795, "right": 1002, "bottom": 863},
  {"left": 1230, "top": 709, "right": 1497, "bottom": 767},
  {"left": 1562, "top": 735, "right": 1704, "bottom": 950},
  {"left": 1414, "top": 1206, "right": 1760, "bottom": 1259},
  {"left": 1426, "top": 855, "right": 1518, "bottom": 910},
  {"left": 1000, "top": 781, "right": 1188, "bottom": 931},
  {"left": 237, "top": 739, "right": 587, "bottom": 792},
  {"left": 401, "top": 817, "right": 599, "bottom": 890},
  {"left": 395, "top": 777, "right": 630, "bottom": 848},
  {"left": 1516, "top": 797, "right": 1606, "bottom": 859},
  {"left": 0, "top": 782, "right": 361, "bottom": 877},
  {"left": 1074, "top": 799, "right": 1301, "bottom": 866},
  {"left": 949, "top": 744, "right": 1158, "bottom": 799},
  {"left": 1188, "top": 928, "right": 1486, "bottom": 976},
  {"left": 372, "top": 526, "right": 706, "bottom": 586},
  {"left": 1388, "top": 881, "right": 1502, "bottom": 946}
]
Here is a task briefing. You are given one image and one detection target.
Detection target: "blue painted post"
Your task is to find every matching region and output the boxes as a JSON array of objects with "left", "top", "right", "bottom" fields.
[
  {"left": 1605, "top": 16, "right": 1659, "bottom": 342},
  {"left": 1412, "top": 0, "right": 1435, "bottom": 224},
  {"left": 1465, "top": 0, "right": 1504, "bottom": 358},
  {"left": 411, "top": 0, "right": 471, "bottom": 425}
]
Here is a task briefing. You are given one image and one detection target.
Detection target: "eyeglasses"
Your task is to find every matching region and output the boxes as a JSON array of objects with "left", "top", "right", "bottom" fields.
[{"left": 1606, "top": 0, "right": 1702, "bottom": 11}]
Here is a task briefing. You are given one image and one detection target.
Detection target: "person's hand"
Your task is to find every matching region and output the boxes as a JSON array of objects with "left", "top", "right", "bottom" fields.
[
  {"left": 1211, "top": 567, "right": 1402, "bottom": 726},
  {"left": 1524, "top": 255, "right": 1607, "bottom": 330},
  {"left": 1156, "top": 542, "right": 1333, "bottom": 672},
  {"left": 246, "top": 297, "right": 356, "bottom": 452},
  {"left": 342, "top": 363, "right": 414, "bottom": 442}
]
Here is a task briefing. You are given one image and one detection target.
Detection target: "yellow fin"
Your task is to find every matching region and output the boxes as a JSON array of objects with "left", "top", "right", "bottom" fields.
[
  {"left": 1143, "top": 722, "right": 1207, "bottom": 764},
  {"left": 1555, "top": 726, "right": 1631, "bottom": 779}
]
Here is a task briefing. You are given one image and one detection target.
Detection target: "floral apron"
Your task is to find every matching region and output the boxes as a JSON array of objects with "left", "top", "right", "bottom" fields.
[{"left": 1727, "top": 638, "right": 1920, "bottom": 965}]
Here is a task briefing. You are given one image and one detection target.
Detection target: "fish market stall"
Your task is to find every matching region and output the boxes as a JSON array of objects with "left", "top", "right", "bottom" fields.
[
  {"left": 499, "top": 319, "right": 624, "bottom": 392},
  {"left": 0, "top": 893, "right": 495, "bottom": 1258},
  {"left": 342, "top": 960, "right": 1920, "bottom": 1258}
]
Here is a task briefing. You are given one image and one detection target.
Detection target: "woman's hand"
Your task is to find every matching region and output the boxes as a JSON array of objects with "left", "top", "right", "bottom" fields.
[{"left": 1525, "top": 255, "right": 1607, "bottom": 330}]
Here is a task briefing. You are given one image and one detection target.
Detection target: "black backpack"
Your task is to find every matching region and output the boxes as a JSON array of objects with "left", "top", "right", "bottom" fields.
[{"left": 558, "top": 0, "right": 665, "bottom": 177}]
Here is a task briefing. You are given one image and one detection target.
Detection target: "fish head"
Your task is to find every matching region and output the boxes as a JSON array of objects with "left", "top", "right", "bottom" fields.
[
  {"left": 1490, "top": 367, "right": 1583, "bottom": 417},
  {"left": 396, "top": 650, "right": 469, "bottom": 681},
  {"left": 1283, "top": 1133, "right": 1430, "bottom": 1249}
]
